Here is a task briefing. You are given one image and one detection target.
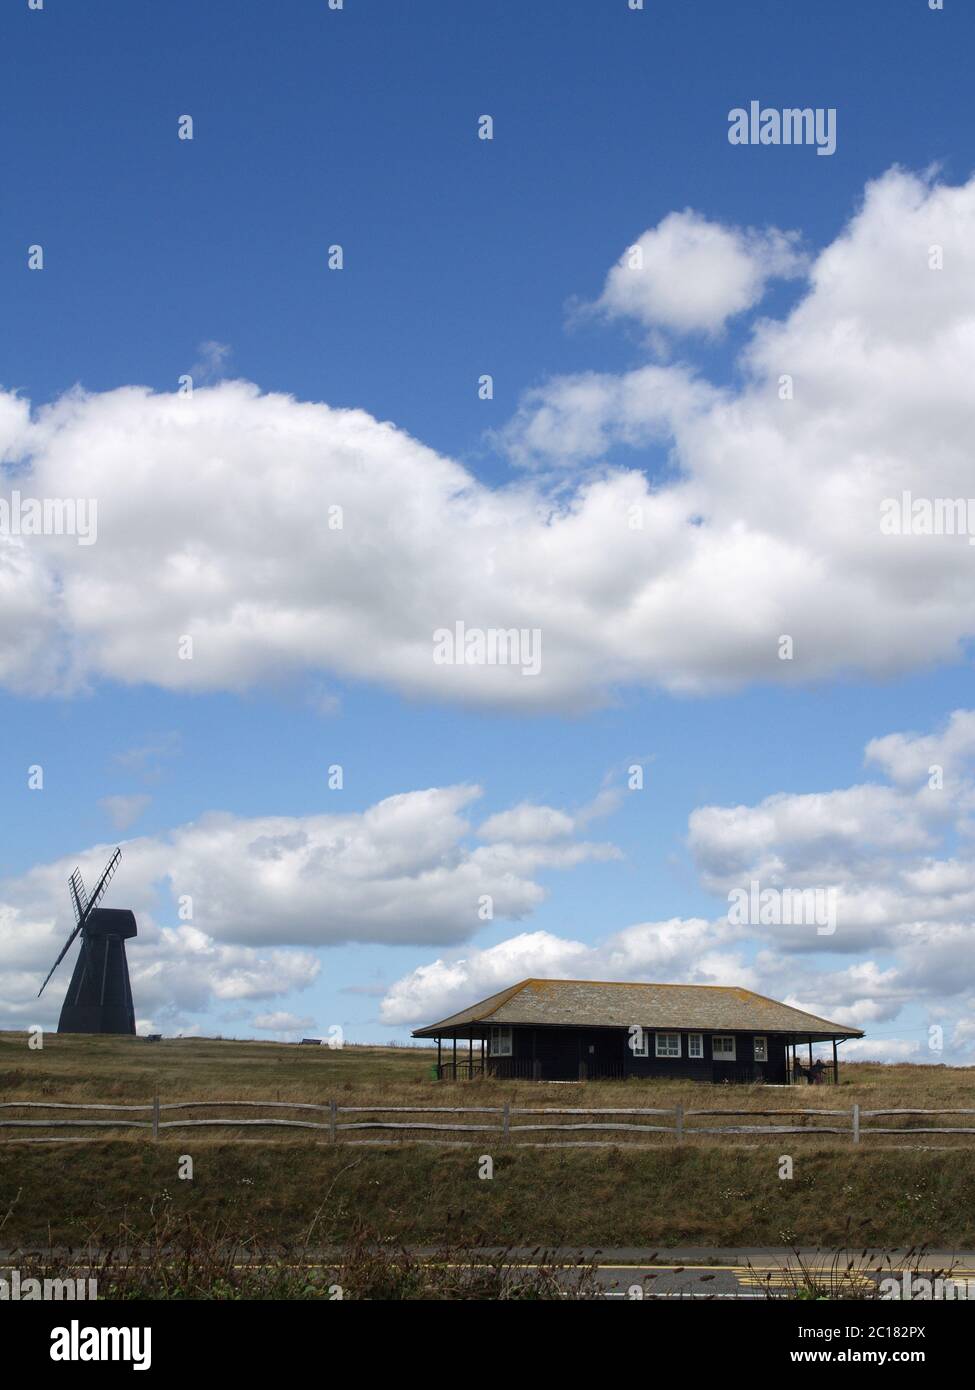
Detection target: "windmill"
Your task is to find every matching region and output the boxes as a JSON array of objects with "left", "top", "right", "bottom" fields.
[{"left": 37, "top": 847, "right": 138, "bottom": 1035}]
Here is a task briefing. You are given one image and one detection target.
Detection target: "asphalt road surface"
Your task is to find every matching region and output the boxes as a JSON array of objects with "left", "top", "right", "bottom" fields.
[
  {"left": 6, "top": 1245, "right": 974, "bottom": 1299},
  {"left": 410, "top": 1247, "right": 975, "bottom": 1299}
]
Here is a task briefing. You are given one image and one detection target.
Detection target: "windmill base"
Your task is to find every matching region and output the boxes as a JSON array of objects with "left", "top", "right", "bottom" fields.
[{"left": 57, "top": 923, "right": 136, "bottom": 1036}]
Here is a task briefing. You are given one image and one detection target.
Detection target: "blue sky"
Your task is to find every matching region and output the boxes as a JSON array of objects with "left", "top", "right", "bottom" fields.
[{"left": 3, "top": 1, "right": 975, "bottom": 1058}]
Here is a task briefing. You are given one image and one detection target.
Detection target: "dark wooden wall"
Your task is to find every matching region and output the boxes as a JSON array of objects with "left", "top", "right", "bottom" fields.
[{"left": 487, "top": 1026, "right": 789, "bottom": 1083}]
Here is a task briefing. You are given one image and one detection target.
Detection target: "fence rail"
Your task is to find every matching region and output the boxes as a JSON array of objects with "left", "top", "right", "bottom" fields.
[{"left": 3, "top": 1099, "right": 975, "bottom": 1146}]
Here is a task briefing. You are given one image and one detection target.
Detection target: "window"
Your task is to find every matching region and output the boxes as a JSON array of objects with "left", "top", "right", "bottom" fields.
[
  {"left": 655, "top": 1032, "right": 681, "bottom": 1058},
  {"left": 712, "top": 1035, "right": 736, "bottom": 1060},
  {"left": 488, "top": 1026, "right": 512, "bottom": 1057},
  {"left": 629, "top": 1026, "right": 648, "bottom": 1057},
  {"left": 753, "top": 1036, "right": 768, "bottom": 1062},
  {"left": 687, "top": 1033, "right": 703, "bottom": 1059}
]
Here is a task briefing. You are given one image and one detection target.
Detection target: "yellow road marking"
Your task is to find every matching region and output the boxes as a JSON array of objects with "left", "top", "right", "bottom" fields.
[{"left": 738, "top": 1273, "right": 874, "bottom": 1288}]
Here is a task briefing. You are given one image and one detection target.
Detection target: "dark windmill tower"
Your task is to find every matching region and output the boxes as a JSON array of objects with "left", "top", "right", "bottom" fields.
[{"left": 37, "top": 848, "right": 138, "bottom": 1035}]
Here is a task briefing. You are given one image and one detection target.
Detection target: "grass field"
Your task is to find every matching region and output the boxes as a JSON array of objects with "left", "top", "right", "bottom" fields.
[
  {"left": 2, "top": 1032, "right": 975, "bottom": 1251},
  {"left": 5, "top": 1030, "right": 975, "bottom": 1116}
]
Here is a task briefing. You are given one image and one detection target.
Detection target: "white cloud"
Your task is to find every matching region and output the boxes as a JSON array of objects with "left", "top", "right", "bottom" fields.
[
  {"left": 0, "top": 784, "right": 617, "bottom": 1028},
  {"left": 0, "top": 903, "right": 321, "bottom": 1033},
  {"left": 865, "top": 708, "right": 975, "bottom": 788},
  {"left": 594, "top": 210, "right": 806, "bottom": 335},
  {"left": 252, "top": 1011, "right": 315, "bottom": 1032},
  {"left": 380, "top": 918, "right": 743, "bottom": 1026},
  {"left": 4, "top": 171, "right": 975, "bottom": 707},
  {"left": 498, "top": 363, "right": 714, "bottom": 470},
  {"left": 686, "top": 714, "right": 975, "bottom": 1026},
  {"left": 478, "top": 804, "right": 576, "bottom": 843},
  {"left": 191, "top": 340, "right": 231, "bottom": 383},
  {"left": 477, "top": 788, "right": 620, "bottom": 844},
  {"left": 689, "top": 784, "right": 943, "bottom": 892},
  {"left": 838, "top": 1038, "right": 922, "bottom": 1063},
  {"left": 139, "top": 927, "right": 321, "bottom": 1011},
  {"left": 99, "top": 793, "right": 151, "bottom": 830},
  {"left": 382, "top": 710, "right": 975, "bottom": 1060}
]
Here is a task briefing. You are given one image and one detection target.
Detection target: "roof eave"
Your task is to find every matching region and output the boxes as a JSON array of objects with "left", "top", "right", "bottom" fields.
[{"left": 412, "top": 1020, "right": 865, "bottom": 1040}]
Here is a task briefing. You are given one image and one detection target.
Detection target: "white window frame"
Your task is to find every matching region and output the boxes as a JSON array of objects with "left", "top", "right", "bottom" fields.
[
  {"left": 488, "top": 1025, "right": 512, "bottom": 1057},
  {"left": 655, "top": 1032, "right": 681, "bottom": 1058},
  {"left": 687, "top": 1032, "right": 703, "bottom": 1059},
  {"left": 753, "top": 1035, "right": 768, "bottom": 1062},
  {"left": 712, "top": 1034, "right": 736, "bottom": 1060},
  {"left": 629, "top": 1026, "right": 649, "bottom": 1058}
]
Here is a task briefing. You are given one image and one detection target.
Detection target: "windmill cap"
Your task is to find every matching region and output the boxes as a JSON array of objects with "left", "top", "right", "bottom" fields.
[{"left": 84, "top": 908, "right": 137, "bottom": 939}]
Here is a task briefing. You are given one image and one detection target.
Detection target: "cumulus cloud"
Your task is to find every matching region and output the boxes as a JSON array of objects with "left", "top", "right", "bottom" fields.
[
  {"left": 593, "top": 210, "right": 806, "bottom": 336},
  {"left": 380, "top": 918, "right": 739, "bottom": 1026},
  {"left": 2, "top": 902, "right": 321, "bottom": 1034},
  {"left": 0, "top": 784, "right": 617, "bottom": 1029},
  {"left": 690, "top": 784, "right": 944, "bottom": 897},
  {"left": 686, "top": 732, "right": 975, "bottom": 961},
  {"left": 477, "top": 788, "right": 621, "bottom": 843},
  {"left": 3, "top": 170, "right": 975, "bottom": 707},
  {"left": 252, "top": 1011, "right": 315, "bottom": 1032},
  {"left": 684, "top": 712, "right": 975, "bottom": 1033},
  {"left": 140, "top": 927, "right": 321, "bottom": 1012},
  {"left": 498, "top": 363, "right": 715, "bottom": 470},
  {"left": 865, "top": 708, "right": 975, "bottom": 789},
  {"left": 382, "top": 710, "right": 975, "bottom": 1059},
  {"left": 478, "top": 803, "right": 576, "bottom": 843}
]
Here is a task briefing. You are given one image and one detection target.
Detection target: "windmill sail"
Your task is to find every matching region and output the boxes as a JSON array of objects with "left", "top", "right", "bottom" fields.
[
  {"left": 85, "top": 847, "right": 121, "bottom": 915},
  {"left": 69, "top": 868, "right": 89, "bottom": 922},
  {"left": 38, "top": 848, "right": 121, "bottom": 999},
  {"left": 37, "top": 918, "right": 86, "bottom": 999}
]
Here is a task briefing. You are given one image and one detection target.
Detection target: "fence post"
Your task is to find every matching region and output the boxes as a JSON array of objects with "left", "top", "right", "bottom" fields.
[
  {"left": 502, "top": 1101, "right": 510, "bottom": 1142},
  {"left": 675, "top": 1103, "right": 683, "bottom": 1142},
  {"left": 329, "top": 1099, "right": 337, "bottom": 1144},
  {"left": 152, "top": 1095, "right": 159, "bottom": 1140},
  {"left": 852, "top": 1103, "right": 860, "bottom": 1146}
]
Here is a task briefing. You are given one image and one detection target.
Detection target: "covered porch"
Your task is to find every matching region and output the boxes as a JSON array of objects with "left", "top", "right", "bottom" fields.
[
  {"left": 783, "top": 1034, "right": 848, "bottom": 1085},
  {"left": 429, "top": 1026, "right": 559, "bottom": 1081},
  {"left": 432, "top": 1028, "right": 488, "bottom": 1081}
]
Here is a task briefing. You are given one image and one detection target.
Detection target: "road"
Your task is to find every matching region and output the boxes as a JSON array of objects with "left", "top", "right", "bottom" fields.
[
  {"left": 6, "top": 1245, "right": 974, "bottom": 1299},
  {"left": 409, "top": 1247, "right": 975, "bottom": 1298}
]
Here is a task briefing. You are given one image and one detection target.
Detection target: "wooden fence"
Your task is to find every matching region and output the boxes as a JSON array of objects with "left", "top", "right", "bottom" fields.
[{"left": 3, "top": 1100, "right": 975, "bottom": 1145}]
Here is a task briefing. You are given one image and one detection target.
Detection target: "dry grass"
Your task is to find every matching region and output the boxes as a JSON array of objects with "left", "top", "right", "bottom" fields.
[
  {"left": 4, "top": 1209, "right": 603, "bottom": 1300},
  {"left": 3, "top": 1033, "right": 975, "bottom": 1253},
  {"left": 2, "top": 1032, "right": 974, "bottom": 1147},
  {"left": 6, "top": 1209, "right": 953, "bottom": 1301},
  {"left": 3, "top": 1138, "right": 975, "bottom": 1250},
  {"left": 0, "top": 1031, "right": 431, "bottom": 1102}
]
